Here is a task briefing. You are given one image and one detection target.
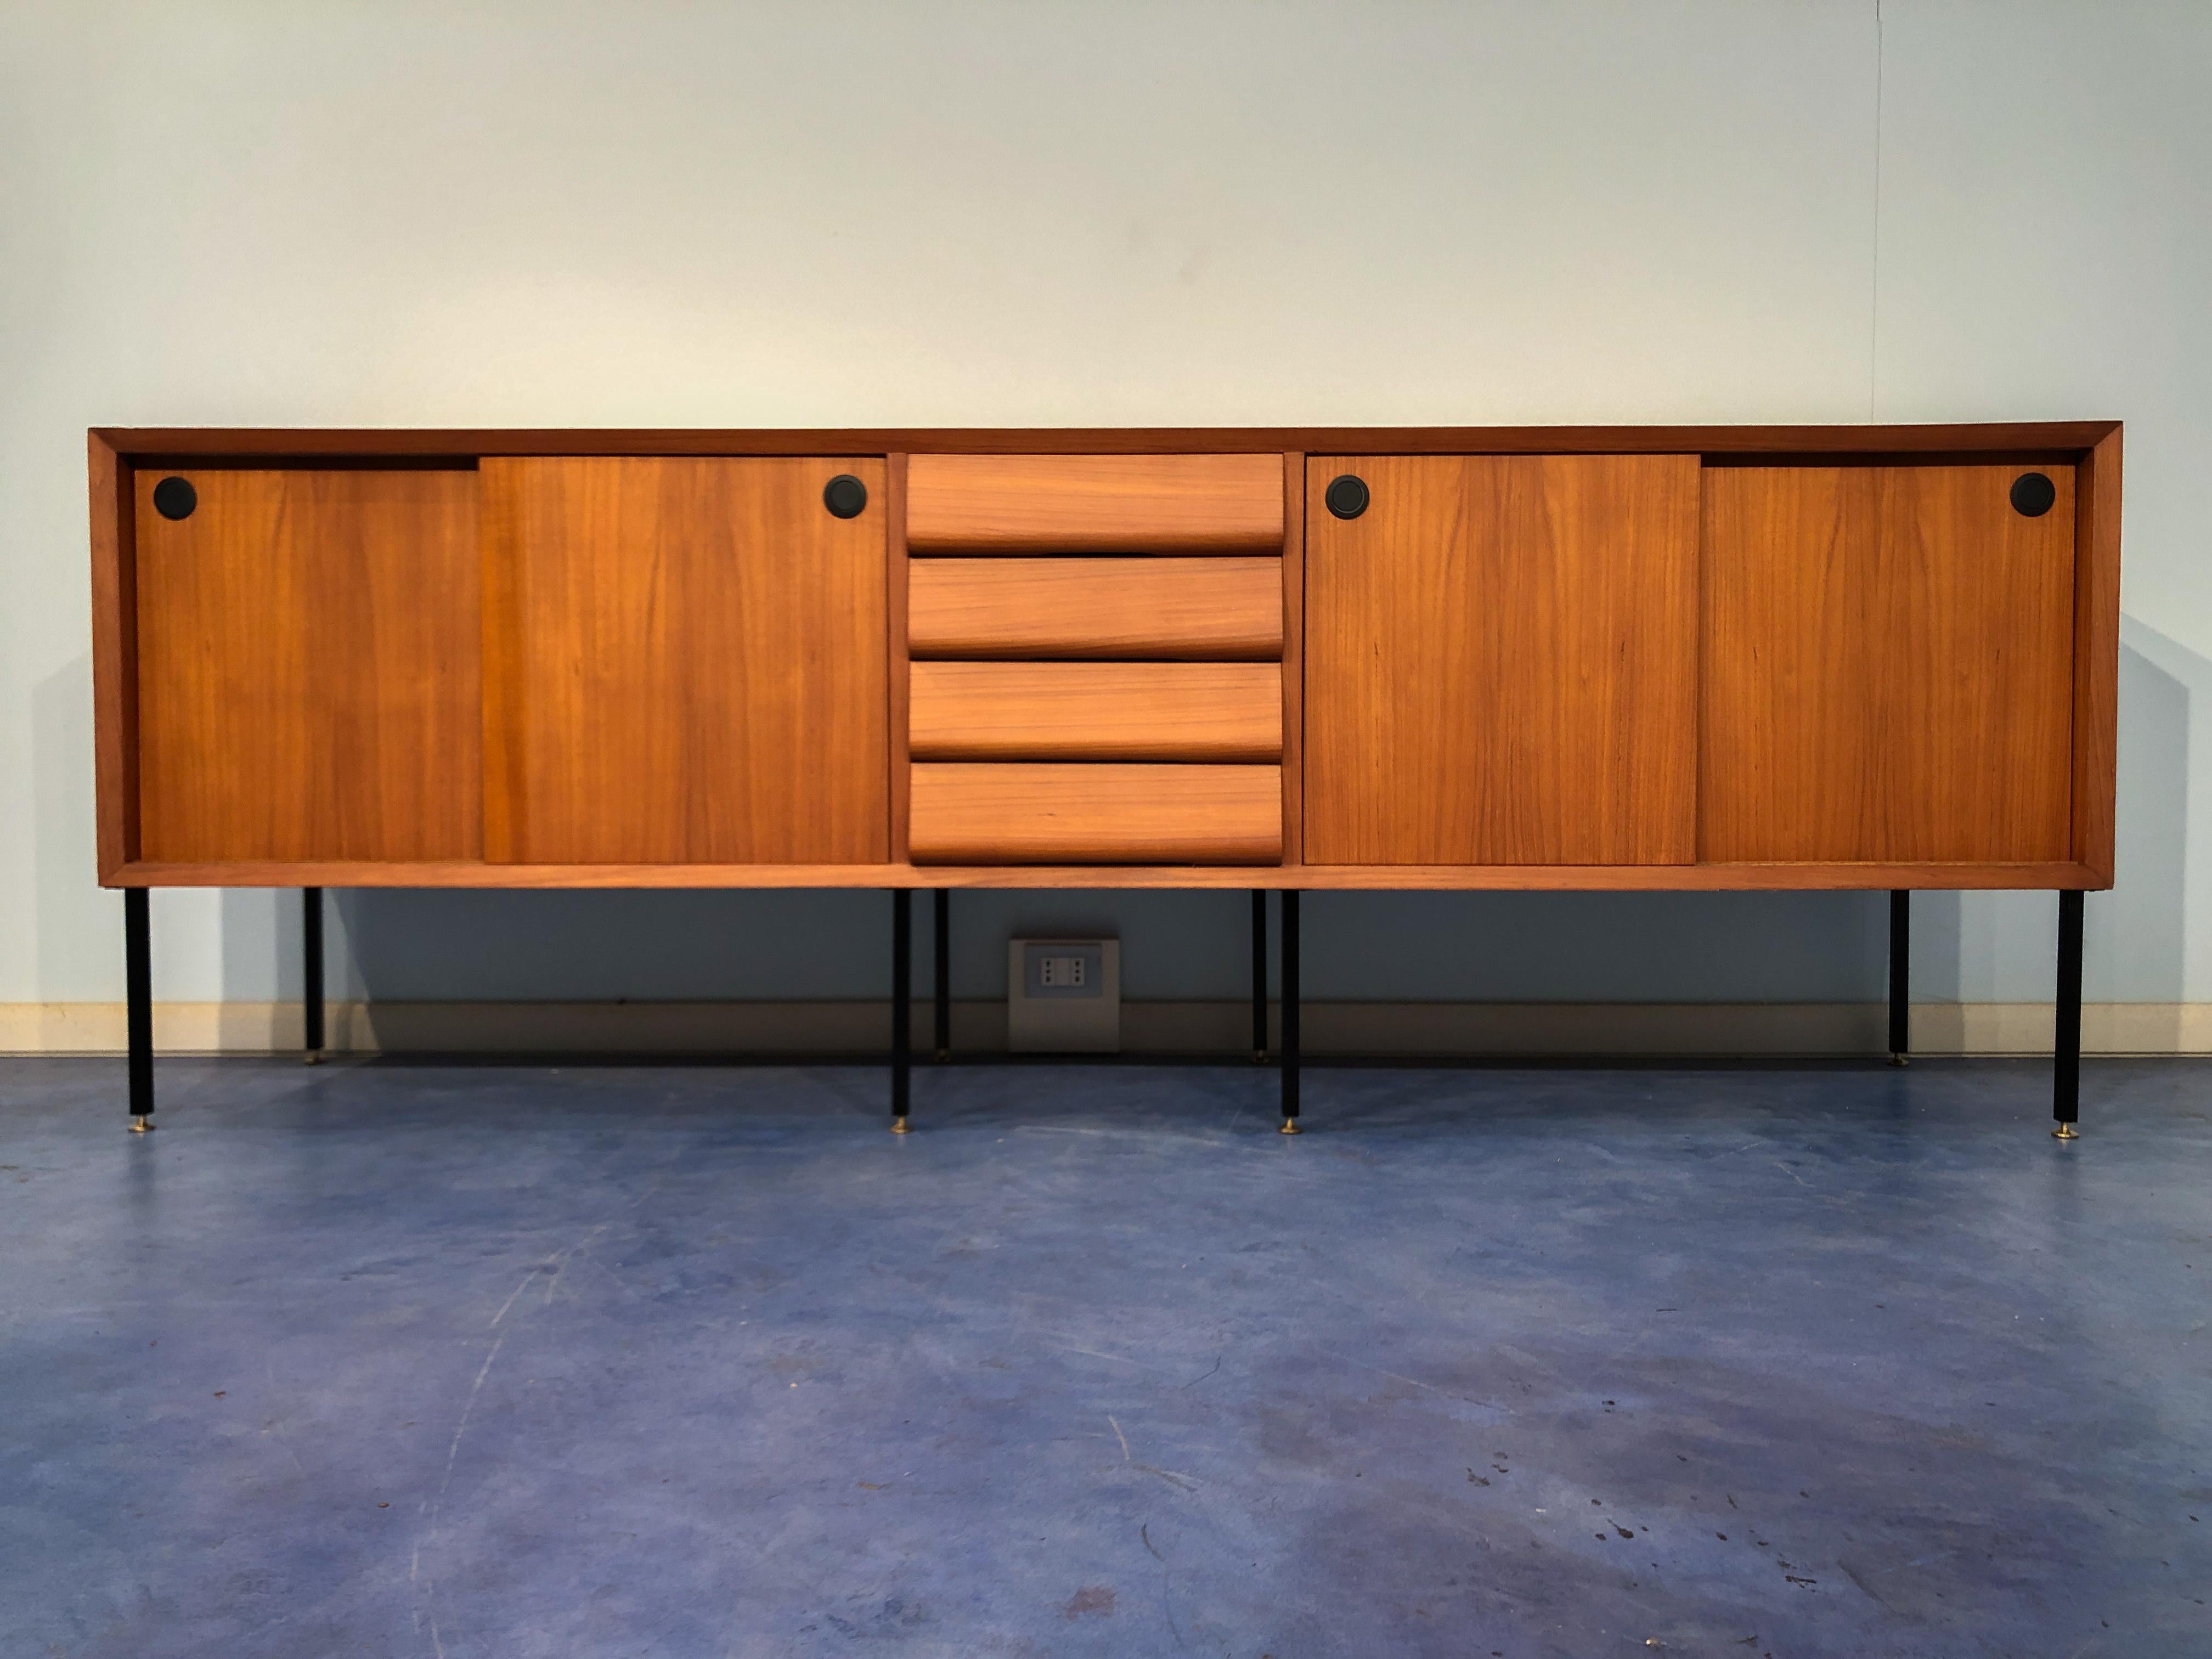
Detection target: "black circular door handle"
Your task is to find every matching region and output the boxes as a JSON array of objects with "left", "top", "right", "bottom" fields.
[
  {"left": 2010, "top": 471, "right": 2056, "bottom": 518},
  {"left": 1324, "top": 474, "right": 1369, "bottom": 520},
  {"left": 152, "top": 476, "right": 198, "bottom": 521},
  {"left": 823, "top": 475, "right": 868, "bottom": 518}
]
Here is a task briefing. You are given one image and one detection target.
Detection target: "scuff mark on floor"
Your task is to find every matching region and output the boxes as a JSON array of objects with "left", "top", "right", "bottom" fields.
[{"left": 1107, "top": 1413, "right": 1200, "bottom": 1491}]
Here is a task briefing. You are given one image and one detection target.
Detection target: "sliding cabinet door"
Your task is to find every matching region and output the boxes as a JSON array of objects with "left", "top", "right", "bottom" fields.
[
  {"left": 134, "top": 467, "right": 481, "bottom": 862},
  {"left": 484, "top": 458, "right": 888, "bottom": 864},
  {"left": 1304, "top": 454, "right": 1699, "bottom": 865},
  {"left": 1700, "top": 464, "right": 2075, "bottom": 863}
]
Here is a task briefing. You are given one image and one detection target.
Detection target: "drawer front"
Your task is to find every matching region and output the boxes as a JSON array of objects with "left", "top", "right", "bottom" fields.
[
  {"left": 909, "top": 557, "right": 1283, "bottom": 659},
  {"left": 910, "top": 764, "right": 1282, "bottom": 863},
  {"left": 907, "top": 454, "right": 1284, "bottom": 553},
  {"left": 910, "top": 663, "right": 1281, "bottom": 761}
]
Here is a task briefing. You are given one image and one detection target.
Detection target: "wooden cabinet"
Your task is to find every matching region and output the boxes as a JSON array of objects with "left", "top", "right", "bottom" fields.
[
  {"left": 92, "top": 425, "right": 2118, "bottom": 890},
  {"left": 132, "top": 467, "right": 481, "bottom": 863},
  {"left": 1700, "top": 464, "right": 2077, "bottom": 864},
  {"left": 481, "top": 458, "right": 888, "bottom": 865},
  {"left": 1303, "top": 454, "right": 1700, "bottom": 865},
  {"left": 91, "top": 426, "right": 2125, "bottom": 1133}
]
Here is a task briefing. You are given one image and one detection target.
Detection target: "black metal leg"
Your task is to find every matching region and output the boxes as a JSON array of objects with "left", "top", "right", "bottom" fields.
[
  {"left": 302, "top": 887, "right": 325, "bottom": 1065},
  {"left": 125, "top": 889, "right": 153, "bottom": 1131},
  {"left": 891, "top": 890, "right": 912, "bottom": 1132},
  {"left": 1279, "top": 890, "right": 1301, "bottom": 1133},
  {"left": 1887, "top": 889, "right": 1910, "bottom": 1065},
  {"left": 1251, "top": 890, "right": 1268, "bottom": 1062},
  {"left": 2054, "top": 889, "right": 2083, "bottom": 1139},
  {"left": 933, "top": 888, "right": 950, "bottom": 1062}
]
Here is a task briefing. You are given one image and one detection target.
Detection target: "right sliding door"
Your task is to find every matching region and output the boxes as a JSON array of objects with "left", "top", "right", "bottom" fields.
[{"left": 1700, "top": 464, "right": 2076, "bottom": 864}]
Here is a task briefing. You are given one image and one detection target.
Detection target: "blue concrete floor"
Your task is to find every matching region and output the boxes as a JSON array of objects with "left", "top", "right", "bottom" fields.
[{"left": 2, "top": 1058, "right": 2208, "bottom": 1657}]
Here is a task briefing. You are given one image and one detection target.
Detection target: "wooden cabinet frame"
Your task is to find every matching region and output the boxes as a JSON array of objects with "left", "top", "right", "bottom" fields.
[{"left": 91, "top": 422, "right": 2120, "bottom": 894}]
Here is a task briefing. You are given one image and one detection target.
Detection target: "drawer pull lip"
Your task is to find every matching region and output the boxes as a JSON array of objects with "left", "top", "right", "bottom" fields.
[
  {"left": 910, "top": 762, "right": 1282, "bottom": 864},
  {"left": 2010, "top": 471, "right": 2056, "bottom": 517},
  {"left": 907, "top": 556, "right": 1284, "bottom": 660},
  {"left": 909, "top": 662, "right": 1282, "bottom": 761},
  {"left": 823, "top": 473, "right": 868, "bottom": 518},
  {"left": 906, "top": 454, "right": 1284, "bottom": 551},
  {"left": 152, "top": 476, "right": 197, "bottom": 520},
  {"left": 1324, "top": 474, "right": 1368, "bottom": 520}
]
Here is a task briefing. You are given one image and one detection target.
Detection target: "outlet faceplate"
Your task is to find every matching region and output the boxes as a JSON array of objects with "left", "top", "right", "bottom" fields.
[{"left": 1008, "top": 938, "right": 1120, "bottom": 1052}]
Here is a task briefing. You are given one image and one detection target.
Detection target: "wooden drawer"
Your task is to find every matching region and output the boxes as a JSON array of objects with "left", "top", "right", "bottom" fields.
[
  {"left": 909, "top": 557, "right": 1282, "bottom": 659},
  {"left": 910, "top": 764, "right": 1282, "bottom": 863},
  {"left": 906, "top": 454, "right": 1284, "bottom": 552},
  {"left": 910, "top": 663, "right": 1281, "bottom": 761}
]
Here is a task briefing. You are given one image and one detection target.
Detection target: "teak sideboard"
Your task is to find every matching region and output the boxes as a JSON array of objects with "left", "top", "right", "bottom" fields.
[{"left": 88, "top": 424, "right": 2121, "bottom": 1138}]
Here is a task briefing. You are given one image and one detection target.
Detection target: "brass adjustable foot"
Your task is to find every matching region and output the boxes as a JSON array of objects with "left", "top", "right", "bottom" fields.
[
  {"left": 128, "top": 1115, "right": 155, "bottom": 1134},
  {"left": 2052, "top": 1122, "right": 2079, "bottom": 1141},
  {"left": 891, "top": 1118, "right": 911, "bottom": 1135},
  {"left": 935, "top": 1048, "right": 949, "bottom": 1063},
  {"left": 304, "top": 1049, "right": 323, "bottom": 1066},
  {"left": 1279, "top": 1118, "right": 1301, "bottom": 1135},
  {"left": 1254, "top": 1049, "right": 1267, "bottom": 1065},
  {"left": 1888, "top": 1053, "right": 1908, "bottom": 1068}
]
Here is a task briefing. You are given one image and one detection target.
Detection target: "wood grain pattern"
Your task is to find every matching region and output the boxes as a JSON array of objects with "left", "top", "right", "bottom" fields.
[
  {"left": 97, "top": 422, "right": 2120, "bottom": 461},
  {"left": 909, "top": 764, "right": 1282, "bottom": 864},
  {"left": 906, "top": 454, "right": 1284, "bottom": 552},
  {"left": 133, "top": 468, "right": 481, "bottom": 862},
  {"left": 2071, "top": 428, "right": 2121, "bottom": 885},
  {"left": 479, "top": 456, "right": 525, "bottom": 862},
  {"left": 887, "top": 455, "right": 913, "bottom": 860},
  {"left": 1280, "top": 451, "right": 1306, "bottom": 866},
  {"left": 908, "top": 557, "right": 1282, "bottom": 659},
  {"left": 910, "top": 663, "right": 1281, "bottom": 760},
  {"left": 1304, "top": 454, "right": 1700, "bottom": 865},
  {"left": 1700, "top": 465, "right": 2076, "bottom": 863},
  {"left": 110, "top": 858, "right": 2099, "bottom": 891},
  {"left": 483, "top": 457, "right": 888, "bottom": 864},
  {"left": 88, "top": 433, "right": 137, "bottom": 877}
]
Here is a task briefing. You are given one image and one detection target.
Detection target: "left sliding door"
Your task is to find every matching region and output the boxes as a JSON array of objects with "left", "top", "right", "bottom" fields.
[
  {"left": 134, "top": 467, "right": 482, "bottom": 862},
  {"left": 482, "top": 458, "right": 889, "bottom": 865}
]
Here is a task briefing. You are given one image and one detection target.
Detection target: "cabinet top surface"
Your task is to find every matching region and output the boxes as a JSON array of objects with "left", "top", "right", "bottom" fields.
[{"left": 92, "top": 421, "right": 2119, "bottom": 461}]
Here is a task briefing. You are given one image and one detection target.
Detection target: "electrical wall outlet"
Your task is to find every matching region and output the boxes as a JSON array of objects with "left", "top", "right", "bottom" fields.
[
  {"left": 1008, "top": 938, "right": 1120, "bottom": 1053},
  {"left": 1038, "top": 952, "right": 1090, "bottom": 990}
]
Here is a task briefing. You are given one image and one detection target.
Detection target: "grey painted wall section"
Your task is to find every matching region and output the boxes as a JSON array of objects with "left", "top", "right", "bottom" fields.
[{"left": 4, "top": 3, "right": 2208, "bottom": 1017}]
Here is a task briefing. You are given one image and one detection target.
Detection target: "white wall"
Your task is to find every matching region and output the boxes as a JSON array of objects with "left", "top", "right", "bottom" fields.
[{"left": 4, "top": 1, "right": 2207, "bottom": 1026}]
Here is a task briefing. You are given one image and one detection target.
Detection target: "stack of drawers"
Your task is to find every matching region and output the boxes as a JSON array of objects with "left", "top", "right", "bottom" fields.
[{"left": 904, "top": 454, "right": 1286, "bottom": 863}]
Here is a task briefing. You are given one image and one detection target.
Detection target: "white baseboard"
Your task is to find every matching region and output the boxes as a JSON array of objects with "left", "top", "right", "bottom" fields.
[{"left": 4, "top": 1000, "right": 2209, "bottom": 1057}]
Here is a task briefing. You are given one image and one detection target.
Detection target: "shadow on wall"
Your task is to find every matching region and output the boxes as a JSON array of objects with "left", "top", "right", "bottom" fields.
[
  {"left": 2106, "top": 624, "right": 2191, "bottom": 1000},
  {"left": 72, "top": 616, "right": 2182, "bottom": 1015},
  {"left": 338, "top": 888, "right": 900, "bottom": 1003},
  {"left": 1915, "top": 624, "right": 2189, "bottom": 1009},
  {"left": 321, "top": 879, "right": 1878, "bottom": 1011},
  {"left": 332, "top": 887, "right": 1257, "bottom": 1005}
]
